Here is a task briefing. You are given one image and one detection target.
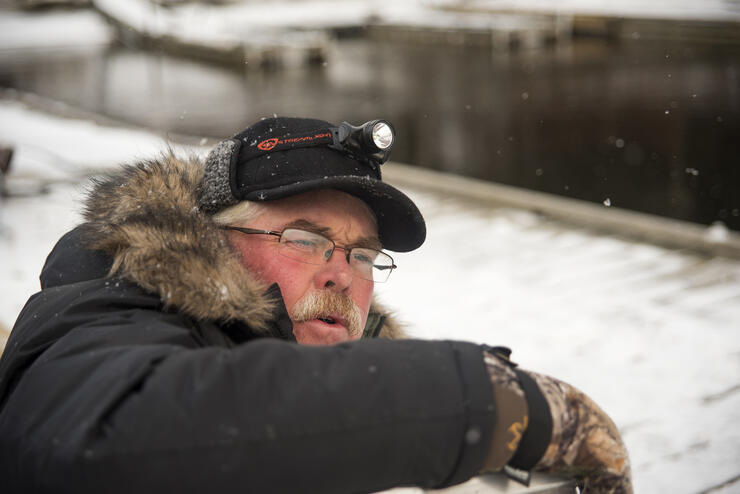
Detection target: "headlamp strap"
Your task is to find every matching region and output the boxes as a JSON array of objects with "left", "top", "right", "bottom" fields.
[{"left": 237, "top": 125, "right": 384, "bottom": 178}]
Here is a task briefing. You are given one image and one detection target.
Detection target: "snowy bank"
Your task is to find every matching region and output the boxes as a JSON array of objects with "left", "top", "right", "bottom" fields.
[{"left": 0, "top": 9, "right": 113, "bottom": 50}]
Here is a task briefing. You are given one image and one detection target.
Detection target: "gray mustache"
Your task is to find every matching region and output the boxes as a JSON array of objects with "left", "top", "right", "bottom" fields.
[{"left": 290, "top": 291, "right": 363, "bottom": 337}]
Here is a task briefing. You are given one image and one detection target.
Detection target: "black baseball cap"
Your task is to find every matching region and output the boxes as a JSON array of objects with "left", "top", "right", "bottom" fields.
[{"left": 199, "top": 117, "right": 426, "bottom": 252}]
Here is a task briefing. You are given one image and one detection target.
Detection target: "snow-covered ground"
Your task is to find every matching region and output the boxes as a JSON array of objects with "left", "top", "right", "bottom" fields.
[{"left": 2, "top": 97, "right": 740, "bottom": 494}]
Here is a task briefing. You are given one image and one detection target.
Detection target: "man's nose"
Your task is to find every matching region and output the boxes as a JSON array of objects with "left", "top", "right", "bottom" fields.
[{"left": 314, "top": 248, "right": 353, "bottom": 290}]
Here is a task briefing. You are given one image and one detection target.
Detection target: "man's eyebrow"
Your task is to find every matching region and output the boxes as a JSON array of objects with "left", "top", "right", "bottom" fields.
[
  {"left": 352, "top": 235, "right": 383, "bottom": 251},
  {"left": 283, "top": 219, "right": 331, "bottom": 236},
  {"left": 283, "top": 219, "right": 382, "bottom": 250}
]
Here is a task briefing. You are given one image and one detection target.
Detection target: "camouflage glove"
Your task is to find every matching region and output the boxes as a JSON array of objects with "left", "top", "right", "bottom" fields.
[{"left": 481, "top": 348, "right": 633, "bottom": 493}]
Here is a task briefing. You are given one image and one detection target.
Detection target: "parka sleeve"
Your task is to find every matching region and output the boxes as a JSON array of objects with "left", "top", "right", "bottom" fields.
[{"left": 0, "top": 280, "right": 496, "bottom": 494}]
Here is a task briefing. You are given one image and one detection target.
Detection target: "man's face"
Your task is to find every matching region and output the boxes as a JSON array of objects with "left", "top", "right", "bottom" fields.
[{"left": 226, "top": 189, "right": 378, "bottom": 345}]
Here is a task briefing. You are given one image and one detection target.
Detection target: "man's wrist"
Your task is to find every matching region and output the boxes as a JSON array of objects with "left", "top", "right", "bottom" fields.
[
  {"left": 480, "top": 350, "right": 528, "bottom": 472},
  {"left": 483, "top": 380, "right": 529, "bottom": 470},
  {"left": 508, "top": 369, "right": 553, "bottom": 470},
  {"left": 480, "top": 349, "right": 553, "bottom": 473}
]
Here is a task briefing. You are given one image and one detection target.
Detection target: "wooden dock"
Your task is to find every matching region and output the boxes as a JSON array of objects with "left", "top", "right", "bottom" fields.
[
  {"left": 365, "top": 14, "right": 571, "bottom": 50},
  {"left": 86, "top": 0, "right": 740, "bottom": 69},
  {"left": 384, "top": 161, "right": 740, "bottom": 260},
  {"left": 431, "top": 1, "right": 740, "bottom": 45}
]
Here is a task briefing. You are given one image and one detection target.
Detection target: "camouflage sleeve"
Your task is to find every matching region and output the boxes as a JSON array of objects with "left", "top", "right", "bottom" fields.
[{"left": 527, "top": 371, "right": 633, "bottom": 494}]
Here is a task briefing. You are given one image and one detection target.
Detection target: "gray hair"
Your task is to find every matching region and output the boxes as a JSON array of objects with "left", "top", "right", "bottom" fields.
[
  {"left": 212, "top": 191, "right": 380, "bottom": 236},
  {"left": 212, "top": 200, "right": 266, "bottom": 227}
]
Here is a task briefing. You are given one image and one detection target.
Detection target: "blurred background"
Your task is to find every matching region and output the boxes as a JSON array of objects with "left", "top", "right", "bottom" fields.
[
  {"left": 1, "top": 1, "right": 739, "bottom": 493},
  {"left": 1, "top": 0, "right": 738, "bottom": 228}
]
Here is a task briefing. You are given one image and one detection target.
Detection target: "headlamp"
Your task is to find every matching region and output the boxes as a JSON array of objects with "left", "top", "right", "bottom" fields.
[
  {"left": 239, "top": 118, "right": 396, "bottom": 174},
  {"left": 332, "top": 119, "right": 395, "bottom": 166}
]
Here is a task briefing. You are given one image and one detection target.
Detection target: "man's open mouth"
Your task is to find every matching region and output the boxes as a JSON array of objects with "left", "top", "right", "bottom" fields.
[{"left": 317, "top": 317, "right": 336, "bottom": 325}]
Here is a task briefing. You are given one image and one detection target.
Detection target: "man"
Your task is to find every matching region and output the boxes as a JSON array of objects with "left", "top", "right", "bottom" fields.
[{"left": 0, "top": 117, "right": 631, "bottom": 493}]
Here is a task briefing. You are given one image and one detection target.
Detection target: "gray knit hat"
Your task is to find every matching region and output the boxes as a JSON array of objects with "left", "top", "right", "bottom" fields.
[{"left": 199, "top": 117, "right": 426, "bottom": 252}]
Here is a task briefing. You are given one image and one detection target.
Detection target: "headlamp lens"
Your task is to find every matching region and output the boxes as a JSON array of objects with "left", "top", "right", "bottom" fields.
[{"left": 372, "top": 122, "right": 394, "bottom": 150}]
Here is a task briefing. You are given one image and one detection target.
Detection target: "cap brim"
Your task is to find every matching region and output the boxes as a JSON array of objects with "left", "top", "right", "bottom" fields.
[{"left": 243, "top": 176, "right": 425, "bottom": 252}]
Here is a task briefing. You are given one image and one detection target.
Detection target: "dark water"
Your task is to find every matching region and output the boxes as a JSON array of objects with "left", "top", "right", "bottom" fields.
[{"left": 1, "top": 36, "right": 738, "bottom": 229}]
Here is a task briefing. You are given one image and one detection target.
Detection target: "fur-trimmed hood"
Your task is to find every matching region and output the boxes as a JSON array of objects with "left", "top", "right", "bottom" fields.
[{"left": 76, "top": 153, "right": 404, "bottom": 340}]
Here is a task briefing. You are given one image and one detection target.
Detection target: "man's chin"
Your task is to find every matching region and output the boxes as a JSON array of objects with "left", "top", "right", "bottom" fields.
[{"left": 293, "top": 320, "right": 358, "bottom": 346}]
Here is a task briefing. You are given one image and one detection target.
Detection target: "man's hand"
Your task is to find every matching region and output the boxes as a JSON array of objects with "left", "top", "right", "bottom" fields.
[
  {"left": 481, "top": 352, "right": 632, "bottom": 493},
  {"left": 529, "top": 371, "right": 633, "bottom": 494}
]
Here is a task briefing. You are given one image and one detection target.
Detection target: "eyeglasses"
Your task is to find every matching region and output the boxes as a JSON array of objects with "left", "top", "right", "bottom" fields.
[{"left": 221, "top": 226, "right": 397, "bottom": 283}]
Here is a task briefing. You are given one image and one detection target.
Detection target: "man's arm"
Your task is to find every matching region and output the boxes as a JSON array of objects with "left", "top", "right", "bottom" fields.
[
  {"left": 0, "top": 281, "right": 630, "bottom": 494},
  {"left": 0, "top": 281, "right": 496, "bottom": 494}
]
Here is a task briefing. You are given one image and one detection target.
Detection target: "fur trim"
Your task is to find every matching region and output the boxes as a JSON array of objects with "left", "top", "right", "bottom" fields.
[
  {"left": 81, "top": 152, "right": 405, "bottom": 339},
  {"left": 370, "top": 300, "right": 407, "bottom": 339},
  {"left": 83, "top": 152, "right": 275, "bottom": 333}
]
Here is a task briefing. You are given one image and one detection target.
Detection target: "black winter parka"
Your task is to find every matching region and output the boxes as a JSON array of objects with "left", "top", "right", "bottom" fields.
[{"left": 0, "top": 155, "right": 496, "bottom": 494}]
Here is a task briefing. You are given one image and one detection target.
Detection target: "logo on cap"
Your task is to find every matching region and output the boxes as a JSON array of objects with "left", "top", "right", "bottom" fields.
[{"left": 257, "top": 138, "right": 279, "bottom": 151}]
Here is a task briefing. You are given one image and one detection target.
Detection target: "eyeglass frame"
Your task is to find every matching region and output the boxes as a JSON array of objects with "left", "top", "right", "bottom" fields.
[{"left": 220, "top": 226, "right": 397, "bottom": 283}]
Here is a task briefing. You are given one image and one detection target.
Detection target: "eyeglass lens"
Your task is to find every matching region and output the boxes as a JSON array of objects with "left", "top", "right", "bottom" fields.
[{"left": 278, "top": 229, "right": 394, "bottom": 282}]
